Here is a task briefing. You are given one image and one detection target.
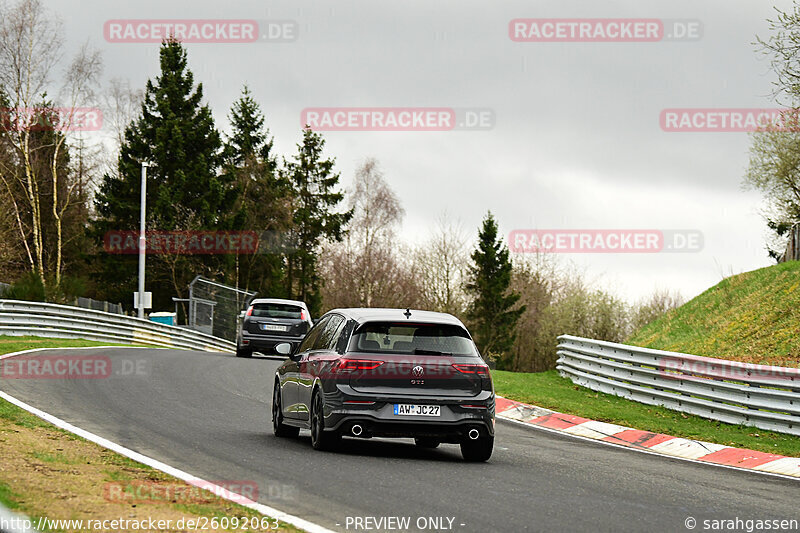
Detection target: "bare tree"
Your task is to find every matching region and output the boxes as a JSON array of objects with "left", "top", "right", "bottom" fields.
[
  {"left": 508, "top": 252, "right": 561, "bottom": 371},
  {"left": 744, "top": 124, "right": 800, "bottom": 258},
  {"left": 51, "top": 43, "right": 102, "bottom": 284},
  {"left": 0, "top": 0, "right": 61, "bottom": 283},
  {"left": 70, "top": 131, "right": 104, "bottom": 219},
  {"left": 320, "top": 158, "right": 419, "bottom": 309},
  {"left": 0, "top": 0, "right": 102, "bottom": 287},
  {"left": 507, "top": 253, "right": 637, "bottom": 372},
  {"left": 413, "top": 213, "right": 470, "bottom": 316},
  {"left": 102, "top": 77, "right": 143, "bottom": 173},
  {"left": 745, "top": 6, "right": 800, "bottom": 257},
  {"left": 756, "top": 4, "right": 800, "bottom": 106},
  {"left": 630, "top": 288, "right": 684, "bottom": 332},
  {"left": 0, "top": 168, "right": 25, "bottom": 277},
  {"left": 349, "top": 158, "right": 404, "bottom": 249}
]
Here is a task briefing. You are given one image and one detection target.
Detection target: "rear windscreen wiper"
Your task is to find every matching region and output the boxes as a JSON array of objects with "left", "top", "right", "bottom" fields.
[{"left": 413, "top": 349, "right": 452, "bottom": 356}]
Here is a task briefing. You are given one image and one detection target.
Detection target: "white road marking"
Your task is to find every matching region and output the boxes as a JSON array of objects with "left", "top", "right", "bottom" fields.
[{"left": 0, "top": 347, "right": 335, "bottom": 533}]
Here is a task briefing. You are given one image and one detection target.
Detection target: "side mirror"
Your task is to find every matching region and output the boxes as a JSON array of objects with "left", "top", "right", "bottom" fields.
[{"left": 274, "top": 343, "right": 293, "bottom": 356}]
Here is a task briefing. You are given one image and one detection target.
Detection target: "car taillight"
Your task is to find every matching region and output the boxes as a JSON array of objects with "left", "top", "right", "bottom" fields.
[
  {"left": 333, "top": 359, "right": 384, "bottom": 373},
  {"left": 245, "top": 306, "right": 253, "bottom": 316},
  {"left": 300, "top": 310, "right": 306, "bottom": 320},
  {"left": 452, "top": 364, "right": 490, "bottom": 376}
]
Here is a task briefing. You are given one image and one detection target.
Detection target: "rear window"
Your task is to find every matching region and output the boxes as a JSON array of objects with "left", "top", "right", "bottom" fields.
[
  {"left": 251, "top": 303, "right": 303, "bottom": 319},
  {"left": 350, "top": 322, "right": 477, "bottom": 356}
]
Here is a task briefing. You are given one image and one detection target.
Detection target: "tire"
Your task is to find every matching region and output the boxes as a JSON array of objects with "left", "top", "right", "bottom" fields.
[
  {"left": 236, "top": 346, "right": 252, "bottom": 358},
  {"left": 414, "top": 438, "right": 440, "bottom": 449},
  {"left": 310, "top": 391, "right": 340, "bottom": 451},
  {"left": 272, "top": 382, "right": 299, "bottom": 438},
  {"left": 460, "top": 434, "right": 493, "bottom": 462}
]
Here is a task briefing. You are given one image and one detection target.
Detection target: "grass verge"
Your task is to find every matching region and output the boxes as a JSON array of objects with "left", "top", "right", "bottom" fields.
[
  {"left": 0, "top": 337, "right": 300, "bottom": 532},
  {"left": 0, "top": 335, "right": 135, "bottom": 353},
  {"left": 493, "top": 369, "right": 800, "bottom": 458}
]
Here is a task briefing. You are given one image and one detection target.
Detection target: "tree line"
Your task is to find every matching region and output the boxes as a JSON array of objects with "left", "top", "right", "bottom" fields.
[
  {"left": 0, "top": 0, "right": 351, "bottom": 315},
  {"left": 319, "top": 160, "right": 683, "bottom": 372},
  {"left": 747, "top": 2, "right": 800, "bottom": 259},
  {"left": 91, "top": 39, "right": 351, "bottom": 314},
  {"left": 0, "top": 0, "right": 681, "bottom": 372}
]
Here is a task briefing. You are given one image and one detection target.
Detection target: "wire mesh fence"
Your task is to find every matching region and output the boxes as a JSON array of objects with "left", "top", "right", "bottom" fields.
[
  {"left": 0, "top": 277, "right": 251, "bottom": 331},
  {"left": 74, "top": 296, "right": 124, "bottom": 315},
  {"left": 0, "top": 281, "right": 124, "bottom": 315},
  {"left": 187, "top": 277, "right": 256, "bottom": 341}
]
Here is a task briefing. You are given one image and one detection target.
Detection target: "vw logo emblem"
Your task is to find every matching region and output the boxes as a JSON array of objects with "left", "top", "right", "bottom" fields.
[{"left": 412, "top": 365, "right": 424, "bottom": 377}]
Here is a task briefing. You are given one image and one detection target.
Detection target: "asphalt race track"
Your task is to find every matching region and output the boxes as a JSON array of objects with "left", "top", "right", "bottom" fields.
[{"left": 2, "top": 348, "right": 798, "bottom": 532}]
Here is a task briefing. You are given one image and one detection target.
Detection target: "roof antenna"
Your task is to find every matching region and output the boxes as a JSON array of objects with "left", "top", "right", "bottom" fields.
[{"left": 404, "top": 308, "right": 412, "bottom": 319}]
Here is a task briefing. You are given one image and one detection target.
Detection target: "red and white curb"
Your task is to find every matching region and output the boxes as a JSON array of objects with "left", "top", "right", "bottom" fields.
[{"left": 495, "top": 396, "right": 800, "bottom": 479}]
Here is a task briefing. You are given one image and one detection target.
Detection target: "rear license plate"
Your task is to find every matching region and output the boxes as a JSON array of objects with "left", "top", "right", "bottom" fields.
[
  {"left": 393, "top": 404, "right": 441, "bottom": 417},
  {"left": 260, "top": 324, "right": 287, "bottom": 332}
]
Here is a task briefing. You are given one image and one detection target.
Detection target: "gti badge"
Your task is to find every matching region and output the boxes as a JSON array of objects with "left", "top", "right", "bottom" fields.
[{"left": 412, "top": 365, "right": 424, "bottom": 377}]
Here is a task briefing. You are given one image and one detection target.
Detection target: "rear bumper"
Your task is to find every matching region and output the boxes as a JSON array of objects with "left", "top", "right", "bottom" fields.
[
  {"left": 330, "top": 417, "right": 494, "bottom": 442},
  {"left": 241, "top": 333, "right": 304, "bottom": 352},
  {"left": 323, "top": 391, "right": 495, "bottom": 441}
]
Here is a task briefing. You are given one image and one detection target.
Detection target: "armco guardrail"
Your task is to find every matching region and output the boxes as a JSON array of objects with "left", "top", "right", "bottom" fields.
[
  {"left": 557, "top": 334, "right": 800, "bottom": 437},
  {"left": 0, "top": 300, "right": 234, "bottom": 353}
]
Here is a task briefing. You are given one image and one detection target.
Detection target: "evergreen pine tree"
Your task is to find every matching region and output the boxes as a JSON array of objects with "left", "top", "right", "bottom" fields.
[
  {"left": 465, "top": 212, "right": 525, "bottom": 369},
  {"left": 223, "top": 86, "right": 291, "bottom": 297},
  {"left": 283, "top": 128, "right": 352, "bottom": 314},
  {"left": 93, "top": 39, "right": 227, "bottom": 308}
]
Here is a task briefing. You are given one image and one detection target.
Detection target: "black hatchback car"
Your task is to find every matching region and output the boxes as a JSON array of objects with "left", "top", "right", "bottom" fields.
[
  {"left": 271, "top": 308, "right": 495, "bottom": 461},
  {"left": 236, "top": 298, "right": 313, "bottom": 357}
]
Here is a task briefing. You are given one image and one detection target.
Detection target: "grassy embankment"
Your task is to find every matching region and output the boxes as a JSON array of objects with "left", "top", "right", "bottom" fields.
[{"left": 494, "top": 262, "right": 800, "bottom": 457}]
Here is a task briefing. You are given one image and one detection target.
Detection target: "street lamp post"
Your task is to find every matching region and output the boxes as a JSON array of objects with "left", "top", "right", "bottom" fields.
[{"left": 137, "top": 161, "right": 149, "bottom": 319}]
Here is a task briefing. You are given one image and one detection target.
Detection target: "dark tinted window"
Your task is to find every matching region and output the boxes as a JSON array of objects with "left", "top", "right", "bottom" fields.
[
  {"left": 315, "top": 314, "right": 345, "bottom": 350},
  {"left": 251, "top": 303, "right": 303, "bottom": 319},
  {"left": 335, "top": 319, "right": 354, "bottom": 354},
  {"left": 350, "top": 322, "right": 477, "bottom": 356},
  {"left": 297, "top": 316, "right": 330, "bottom": 353}
]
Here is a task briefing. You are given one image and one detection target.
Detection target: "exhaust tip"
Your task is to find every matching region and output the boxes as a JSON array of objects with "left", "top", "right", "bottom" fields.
[
  {"left": 468, "top": 428, "right": 480, "bottom": 440},
  {"left": 351, "top": 424, "right": 363, "bottom": 436}
]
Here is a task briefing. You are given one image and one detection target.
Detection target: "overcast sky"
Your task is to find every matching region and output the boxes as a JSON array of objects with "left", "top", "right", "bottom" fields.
[{"left": 55, "top": 0, "right": 796, "bottom": 303}]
